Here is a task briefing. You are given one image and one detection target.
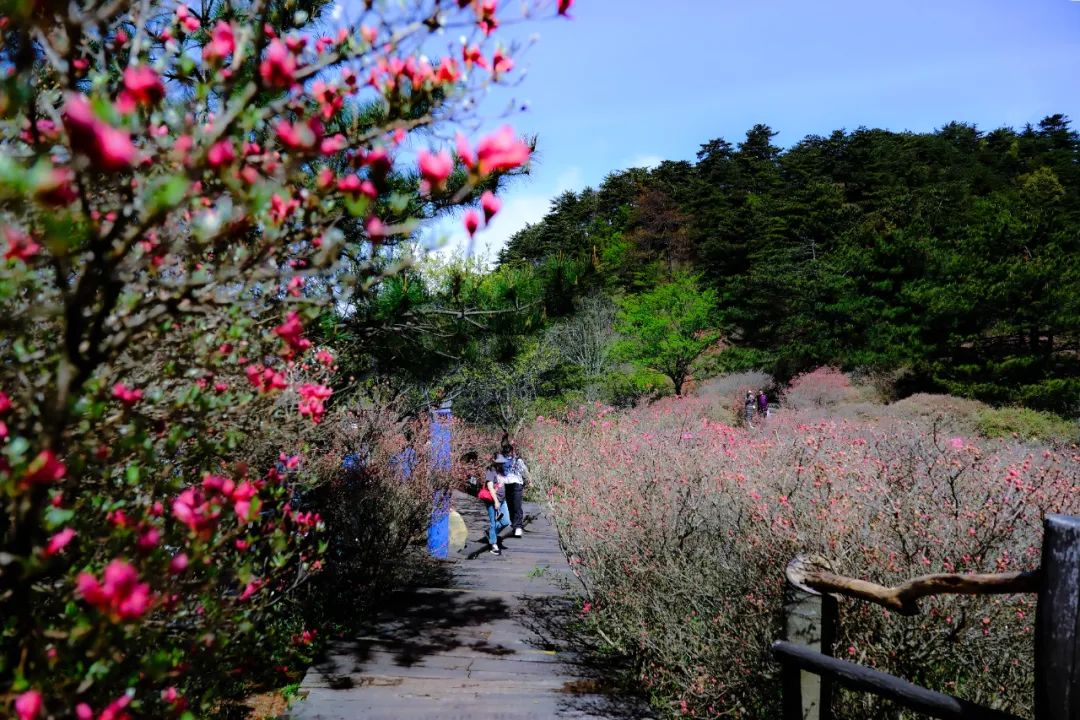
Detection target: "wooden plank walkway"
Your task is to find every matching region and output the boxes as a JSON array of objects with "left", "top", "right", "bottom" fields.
[{"left": 288, "top": 492, "right": 649, "bottom": 720}]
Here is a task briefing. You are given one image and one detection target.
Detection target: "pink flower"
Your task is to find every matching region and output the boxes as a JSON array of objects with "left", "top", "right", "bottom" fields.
[
  {"left": 949, "top": 437, "right": 965, "bottom": 450},
  {"left": 337, "top": 175, "right": 377, "bottom": 199},
  {"left": 172, "top": 487, "right": 221, "bottom": 535},
  {"left": 76, "top": 559, "right": 152, "bottom": 621},
  {"left": 480, "top": 191, "right": 502, "bottom": 222},
  {"left": 15, "top": 690, "right": 42, "bottom": 720},
  {"left": 0, "top": 391, "right": 11, "bottom": 414},
  {"left": 476, "top": 0, "right": 498, "bottom": 34},
  {"left": 76, "top": 704, "right": 93, "bottom": 720},
  {"left": 366, "top": 216, "right": 387, "bottom": 243},
  {"left": 475, "top": 126, "right": 530, "bottom": 174},
  {"left": 22, "top": 450, "right": 66, "bottom": 487},
  {"left": 260, "top": 40, "right": 297, "bottom": 89},
  {"left": 111, "top": 382, "right": 143, "bottom": 406},
  {"left": 207, "top": 139, "right": 236, "bottom": 167},
  {"left": 418, "top": 149, "right": 453, "bottom": 190},
  {"left": 232, "top": 481, "right": 258, "bottom": 522},
  {"left": 203, "top": 21, "right": 236, "bottom": 62},
  {"left": 98, "top": 694, "right": 132, "bottom": 720},
  {"left": 44, "top": 528, "right": 76, "bottom": 557},
  {"left": 463, "top": 209, "right": 481, "bottom": 237},
  {"left": 4, "top": 228, "right": 41, "bottom": 262},
  {"left": 298, "top": 383, "right": 333, "bottom": 423},
  {"left": 239, "top": 579, "right": 262, "bottom": 601},
  {"left": 558, "top": 0, "right": 573, "bottom": 16},
  {"left": 170, "top": 553, "right": 189, "bottom": 574},
  {"left": 274, "top": 311, "right": 312, "bottom": 355},
  {"left": 176, "top": 4, "right": 200, "bottom": 32},
  {"left": 360, "top": 25, "right": 377, "bottom": 44},
  {"left": 491, "top": 48, "right": 514, "bottom": 75},
  {"left": 276, "top": 118, "right": 322, "bottom": 151},
  {"left": 315, "top": 349, "right": 334, "bottom": 366},
  {"left": 120, "top": 66, "right": 165, "bottom": 108},
  {"left": 269, "top": 193, "right": 299, "bottom": 223},
  {"left": 137, "top": 527, "right": 160, "bottom": 550},
  {"left": 320, "top": 133, "right": 347, "bottom": 155},
  {"left": 62, "top": 95, "right": 137, "bottom": 171}
]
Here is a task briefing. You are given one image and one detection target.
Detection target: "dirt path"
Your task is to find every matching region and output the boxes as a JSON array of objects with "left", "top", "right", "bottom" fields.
[{"left": 286, "top": 492, "right": 647, "bottom": 720}]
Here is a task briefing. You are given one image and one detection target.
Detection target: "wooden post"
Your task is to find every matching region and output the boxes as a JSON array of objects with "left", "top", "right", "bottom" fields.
[
  {"left": 1034, "top": 514, "right": 1080, "bottom": 719},
  {"left": 783, "top": 555, "right": 838, "bottom": 720}
]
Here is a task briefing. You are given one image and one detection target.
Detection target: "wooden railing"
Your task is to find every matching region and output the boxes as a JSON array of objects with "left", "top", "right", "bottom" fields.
[{"left": 772, "top": 514, "right": 1080, "bottom": 720}]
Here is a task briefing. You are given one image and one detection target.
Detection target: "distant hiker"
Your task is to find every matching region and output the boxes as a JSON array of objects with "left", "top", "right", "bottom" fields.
[
  {"left": 757, "top": 390, "right": 769, "bottom": 419},
  {"left": 500, "top": 440, "right": 530, "bottom": 538},
  {"left": 480, "top": 452, "right": 511, "bottom": 555},
  {"left": 744, "top": 390, "right": 756, "bottom": 427}
]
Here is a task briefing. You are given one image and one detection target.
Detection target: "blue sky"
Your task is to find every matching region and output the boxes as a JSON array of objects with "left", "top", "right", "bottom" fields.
[{"left": 433, "top": 0, "right": 1080, "bottom": 261}]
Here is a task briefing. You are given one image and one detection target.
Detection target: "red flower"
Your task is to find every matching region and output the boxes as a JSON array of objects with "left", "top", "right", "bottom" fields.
[
  {"left": 203, "top": 20, "right": 236, "bottom": 62},
  {"left": 245, "top": 364, "right": 288, "bottom": 393},
  {"left": 232, "top": 481, "right": 259, "bottom": 522},
  {"left": 475, "top": 126, "right": 530, "bottom": 174},
  {"left": 22, "top": 450, "right": 66, "bottom": 487},
  {"left": 34, "top": 167, "right": 78, "bottom": 207},
  {"left": 76, "top": 559, "right": 152, "bottom": 621},
  {"left": 238, "top": 579, "right": 262, "bottom": 601},
  {"left": 0, "top": 391, "right": 10, "bottom": 414},
  {"left": 269, "top": 193, "right": 299, "bottom": 223},
  {"left": 4, "top": 228, "right": 41, "bottom": 262},
  {"left": 476, "top": 0, "right": 498, "bottom": 34},
  {"left": 111, "top": 382, "right": 143, "bottom": 406},
  {"left": 274, "top": 311, "right": 312, "bottom": 355},
  {"left": 62, "top": 94, "right": 137, "bottom": 171},
  {"left": 558, "top": 0, "right": 573, "bottom": 16},
  {"left": 44, "top": 528, "right": 76, "bottom": 557},
  {"left": 464, "top": 209, "right": 481, "bottom": 237},
  {"left": 320, "top": 133, "right": 347, "bottom": 155},
  {"left": 436, "top": 57, "right": 461, "bottom": 84},
  {"left": 462, "top": 43, "right": 489, "bottom": 70},
  {"left": 260, "top": 40, "right": 297, "bottom": 89},
  {"left": 208, "top": 139, "right": 236, "bottom": 167},
  {"left": 297, "top": 383, "right": 333, "bottom": 424},
  {"left": 315, "top": 349, "right": 334, "bottom": 366},
  {"left": 481, "top": 191, "right": 502, "bottom": 222},
  {"left": 418, "top": 149, "right": 453, "bottom": 190},
  {"left": 120, "top": 66, "right": 165, "bottom": 108}
]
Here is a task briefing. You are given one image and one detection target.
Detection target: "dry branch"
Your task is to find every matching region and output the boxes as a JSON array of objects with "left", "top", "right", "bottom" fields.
[{"left": 786, "top": 554, "right": 1041, "bottom": 616}]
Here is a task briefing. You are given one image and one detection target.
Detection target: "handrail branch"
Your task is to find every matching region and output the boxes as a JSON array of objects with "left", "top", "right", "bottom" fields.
[{"left": 786, "top": 554, "right": 1041, "bottom": 616}]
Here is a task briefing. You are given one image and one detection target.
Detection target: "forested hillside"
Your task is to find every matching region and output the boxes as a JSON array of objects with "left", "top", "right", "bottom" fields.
[{"left": 499, "top": 117, "right": 1080, "bottom": 413}]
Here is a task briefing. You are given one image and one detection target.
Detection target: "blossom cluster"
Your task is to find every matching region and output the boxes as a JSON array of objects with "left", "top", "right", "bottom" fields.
[{"left": 527, "top": 376, "right": 1079, "bottom": 718}]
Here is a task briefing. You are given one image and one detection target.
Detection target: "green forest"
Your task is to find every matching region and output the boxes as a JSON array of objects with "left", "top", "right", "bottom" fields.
[
  {"left": 335, "top": 115, "right": 1080, "bottom": 423},
  {"left": 478, "top": 115, "right": 1078, "bottom": 415}
]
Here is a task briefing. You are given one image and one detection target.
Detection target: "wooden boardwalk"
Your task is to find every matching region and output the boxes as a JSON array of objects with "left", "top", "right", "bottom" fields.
[{"left": 288, "top": 492, "right": 648, "bottom": 720}]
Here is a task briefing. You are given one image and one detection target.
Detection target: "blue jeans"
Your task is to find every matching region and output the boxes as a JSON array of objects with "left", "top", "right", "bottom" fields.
[{"left": 486, "top": 501, "right": 510, "bottom": 546}]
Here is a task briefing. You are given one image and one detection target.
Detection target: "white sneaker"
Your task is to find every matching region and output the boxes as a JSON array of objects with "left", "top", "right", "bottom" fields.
[
  {"left": 490, "top": 547, "right": 501, "bottom": 556},
  {"left": 513, "top": 528, "right": 523, "bottom": 538}
]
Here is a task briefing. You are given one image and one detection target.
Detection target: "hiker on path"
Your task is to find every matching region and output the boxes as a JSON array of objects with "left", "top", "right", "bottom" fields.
[
  {"left": 744, "top": 390, "right": 756, "bottom": 427},
  {"left": 757, "top": 389, "right": 769, "bottom": 419},
  {"left": 500, "top": 440, "right": 530, "bottom": 538},
  {"left": 481, "top": 452, "right": 511, "bottom": 555}
]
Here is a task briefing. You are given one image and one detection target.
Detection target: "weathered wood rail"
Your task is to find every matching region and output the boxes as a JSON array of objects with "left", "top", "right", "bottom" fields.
[{"left": 773, "top": 514, "right": 1080, "bottom": 720}]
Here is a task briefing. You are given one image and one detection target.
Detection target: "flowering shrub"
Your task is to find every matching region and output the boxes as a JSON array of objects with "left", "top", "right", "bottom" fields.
[
  {"left": 526, "top": 387, "right": 1080, "bottom": 718},
  {"left": 783, "top": 366, "right": 865, "bottom": 410},
  {"left": 0, "top": 0, "right": 566, "bottom": 715}
]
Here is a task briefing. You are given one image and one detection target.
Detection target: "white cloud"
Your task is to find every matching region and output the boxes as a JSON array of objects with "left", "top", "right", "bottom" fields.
[
  {"left": 624, "top": 153, "right": 663, "bottom": 170},
  {"left": 423, "top": 166, "right": 584, "bottom": 266}
]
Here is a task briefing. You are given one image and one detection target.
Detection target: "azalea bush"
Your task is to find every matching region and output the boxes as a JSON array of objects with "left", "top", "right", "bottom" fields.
[
  {"left": 527, "top": 379, "right": 1080, "bottom": 718},
  {"left": 0, "top": 0, "right": 569, "bottom": 716}
]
